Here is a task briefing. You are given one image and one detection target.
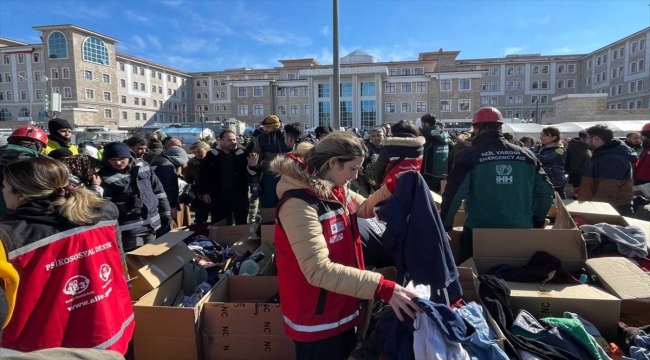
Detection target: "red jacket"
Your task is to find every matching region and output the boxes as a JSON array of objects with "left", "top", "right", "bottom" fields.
[
  {"left": 635, "top": 147, "right": 650, "bottom": 182},
  {"left": 275, "top": 189, "right": 364, "bottom": 342},
  {"left": 2, "top": 220, "right": 134, "bottom": 354}
]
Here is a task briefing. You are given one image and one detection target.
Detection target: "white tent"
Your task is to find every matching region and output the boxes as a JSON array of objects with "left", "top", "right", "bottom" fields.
[
  {"left": 501, "top": 123, "right": 545, "bottom": 138},
  {"left": 555, "top": 121, "right": 649, "bottom": 138}
]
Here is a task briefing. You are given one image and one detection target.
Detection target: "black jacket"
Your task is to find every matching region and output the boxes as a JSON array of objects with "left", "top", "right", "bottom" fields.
[
  {"left": 0, "top": 198, "right": 119, "bottom": 252},
  {"left": 375, "top": 171, "right": 462, "bottom": 304},
  {"left": 565, "top": 138, "right": 591, "bottom": 175},
  {"left": 374, "top": 135, "right": 425, "bottom": 186},
  {"left": 199, "top": 146, "right": 251, "bottom": 201}
]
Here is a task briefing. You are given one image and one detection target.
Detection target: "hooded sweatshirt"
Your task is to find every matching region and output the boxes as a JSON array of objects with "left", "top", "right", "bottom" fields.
[{"left": 578, "top": 139, "right": 638, "bottom": 209}]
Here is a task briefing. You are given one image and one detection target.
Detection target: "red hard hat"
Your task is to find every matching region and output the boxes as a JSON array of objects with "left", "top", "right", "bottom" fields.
[
  {"left": 642, "top": 123, "right": 650, "bottom": 133},
  {"left": 472, "top": 107, "right": 504, "bottom": 124},
  {"left": 9, "top": 126, "right": 48, "bottom": 147}
]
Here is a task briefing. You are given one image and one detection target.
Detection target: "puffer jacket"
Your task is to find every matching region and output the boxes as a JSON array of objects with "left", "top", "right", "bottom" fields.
[
  {"left": 532, "top": 144, "right": 567, "bottom": 188},
  {"left": 565, "top": 138, "right": 591, "bottom": 176},
  {"left": 578, "top": 139, "right": 638, "bottom": 209},
  {"left": 149, "top": 147, "right": 188, "bottom": 209},
  {"left": 253, "top": 130, "right": 289, "bottom": 173},
  {"left": 271, "top": 154, "right": 396, "bottom": 342},
  {"left": 98, "top": 158, "right": 170, "bottom": 237},
  {"left": 374, "top": 135, "right": 425, "bottom": 186}
]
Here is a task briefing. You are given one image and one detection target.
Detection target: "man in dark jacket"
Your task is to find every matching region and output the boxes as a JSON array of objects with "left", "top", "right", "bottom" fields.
[
  {"left": 564, "top": 130, "right": 591, "bottom": 197},
  {"left": 99, "top": 142, "right": 171, "bottom": 251},
  {"left": 283, "top": 122, "right": 316, "bottom": 151},
  {"left": 578, "top": 124, "right": 638, "bottom": 215},
  {"left": 253, "top": 115, "right": 289, "bottom": 208},
  {"left": 200, "top": 130, "right": 256, "bottom": 225},
  {"left": 150, "top": 145, "right": 188, "bottom": 234},
  {"left": 420, "top": 114, "right": 450, "bottom": 191},
  {"left": 441, "top": 107, "right": 554, "bottom": 263}
]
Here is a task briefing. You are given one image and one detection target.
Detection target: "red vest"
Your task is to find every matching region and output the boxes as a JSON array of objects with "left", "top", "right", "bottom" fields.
[
  {"left": 635, "top": 147, "right": 650, "bottom": 182},
  {"left": 3, "top": 220, "right": 134, "bottom": 354},
  {"left": 275, "top": 189, "right": 364, "bottom": 342},
  {"left": 383, "top": 157, "right": 423, "bottom": 185}
]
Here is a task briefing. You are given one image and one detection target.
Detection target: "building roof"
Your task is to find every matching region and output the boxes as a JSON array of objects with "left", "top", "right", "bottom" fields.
[
  {"left": 580, "top": 26, "right": 650, "bottom": 59},
  {"left": 116, "top": 52, "right": 188, "bottom": 75},
  {"left": 32, "top": 24, "right": 120, "bottom": 43},
  {"left": 0, "top": 37, "right": 28, "bottom": 47}
]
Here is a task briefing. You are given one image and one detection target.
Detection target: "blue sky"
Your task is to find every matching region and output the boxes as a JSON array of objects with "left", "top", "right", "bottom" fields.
[{"left": 1, "top": 0, "right": 649, "bottom": 72}]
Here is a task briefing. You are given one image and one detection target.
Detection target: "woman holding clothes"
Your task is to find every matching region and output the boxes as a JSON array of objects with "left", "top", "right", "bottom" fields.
[
  {"left": 533, "top": 126, "right": 568, "bottom": 198},
  {"left": 271, "top": 131, "right": 421, "bottom": 360}
]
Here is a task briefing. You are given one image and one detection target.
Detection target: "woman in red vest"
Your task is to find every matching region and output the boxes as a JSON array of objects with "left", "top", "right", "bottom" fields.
[
  {"left": 0, "top": 157, "right": 133, "bottom": 354},
  {"left": 634, "top": 123, "right": 650, "bottom": 185},
  {"left": 271, "top": 131, "right": 420, "bottom": 360}
]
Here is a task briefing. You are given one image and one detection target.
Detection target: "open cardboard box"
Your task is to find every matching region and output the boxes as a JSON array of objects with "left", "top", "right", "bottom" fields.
[
  {"left": 133, "top": 269, "right": 221, "bottom": 360},
  {"left": 586, "top": 257, "right": 650, "bottom": 326},
  {"left": 201, "top": 276, "right": 294, "bottom": 360},
  {"left": 126, "top": 231, "right": 196, "bottom": 301},
  {"left": 459, "top": 197, "right": 621, "bottom": 340},
  {"left": 431, "top": 191, "right": 465, "bottom": 227},
  {"left": 563, "top": 200, "right": 650, "bottom": 252}
]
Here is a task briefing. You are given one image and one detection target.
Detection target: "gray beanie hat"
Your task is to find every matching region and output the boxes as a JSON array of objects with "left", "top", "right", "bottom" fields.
[{"left": 164, "top": 146, "right": 188, "bottom": 167}]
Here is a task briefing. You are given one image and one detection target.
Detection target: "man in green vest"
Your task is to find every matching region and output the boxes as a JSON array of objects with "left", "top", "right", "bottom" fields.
[{"left": 420, "top": 114, "right": 450, "bottom": 192}]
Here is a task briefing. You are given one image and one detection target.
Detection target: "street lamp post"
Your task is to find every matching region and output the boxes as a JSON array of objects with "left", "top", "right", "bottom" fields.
[
  {"left": 533, "top": 98, "right": 539, "bottom": 124},
  {"left": 331, "top": 0, "right": 340, "bottom": 129},
  {"left": 17, "top": 75, "right": 33, "bottom": 121}
]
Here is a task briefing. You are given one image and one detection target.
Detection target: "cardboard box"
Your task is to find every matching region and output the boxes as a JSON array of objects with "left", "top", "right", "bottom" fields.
[
  {"left": 586, "top": 257, "right": 650, "bottom": 325},
  {"left": 209, "top": 225, "right": 253, "bottom": 244},
  {"left": 259, "top": 208, "right": 276, "bottom": 224},
  {"left": 202, "top": 276, "right": 294, "bottom": 360},
  {"left": 563, "top": 200, "right": 650, "bottom": 252},
  {"left": 448, "top": 227, "right": 464, "bottom": 265},
  {"left": 133, "top": 270, "right": 219, "bottom": 360},
  {"left": 431, "top": 191, "right": 465, "bottom": 227},
  {"left": 126, "top": 231, "right": 196, "bottom": 300}
]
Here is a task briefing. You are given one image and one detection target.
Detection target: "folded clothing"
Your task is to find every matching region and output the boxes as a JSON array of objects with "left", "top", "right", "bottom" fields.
[
  {"left": 486, "top": 251, "right": 581, "bottom": 284},
  {"left": 580, "top": 223, "right": 648, "bottom": 258}
]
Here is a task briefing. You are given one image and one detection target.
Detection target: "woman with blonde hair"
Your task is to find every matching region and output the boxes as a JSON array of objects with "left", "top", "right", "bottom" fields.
[
  {"left": 271, "top": 131, "right": 420, "bottom": 360},
  {"left": 0, "top": 157, "right": 133, "bottom": 354}
]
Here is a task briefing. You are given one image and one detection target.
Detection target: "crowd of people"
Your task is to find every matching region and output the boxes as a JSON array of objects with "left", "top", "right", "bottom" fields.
[{"left": 0, "top": 107, "right": 647, "bottom": 359}]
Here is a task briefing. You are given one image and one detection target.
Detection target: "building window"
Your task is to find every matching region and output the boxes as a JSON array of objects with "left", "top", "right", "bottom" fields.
[
  {"left": 612, "top": 68, "right": 618, "bottom": 78},
  {"left": 85, "top": 89, "right": 94, "bottom": 99},
  {"left": 541, "top": 65, "right": 549, "bottom": 74},
  {"left": 541, "top": 80, "right": 549, "bottom": 89},
  {"left": 84, "top": 70, "right": 93, "bottom": 81},
  {"left": 82, "top": 36, "right": 109, "bottom": 65},
  {"left": 568, "top": 64, "right": 575, "bottom": 73},
  {"left": 203, "top": 92, "right": 208, "bottom": 99},
  {"left": 507, "top": 96, "right": 514, "bottom": 105},
  {"left": 640, "top": 39, "right": 646, "bottom": 51},
  {"left": 318, "top": 101, "right": 331, "bottom": 126},
  {"left": 629, "top": 101, "right": 635, "bottom": 109},
  {"left": 541, "top": 95, "right": 548, "bottom": 104},
  {"left": 48, "top": 31, "right": 68, "bottom": 59},
  {"left": 440, "top": 100, "right": 451, "bottom": 112},
  {"left": 134, "top": 98, "right": 140, "bottom": 105},
  {"left": 507, "top": 67, "right": 514, "bottom": 75},
  {"left": 638, "top": 79, "right": 643, "bottom": 91},
  {"left": 250, "top": 104, "right": 263, "bottom": 115},
  {"left": 385, "top": 83, "right": 395, "bottom": 94},
  {"left": 401, "top": 82, "right": 412, "bottom": 93},
  {"left": 121, "top": 95, "right": 127, "bottom": 104},
  {"left": 401, "top": 68, "right": 411, "bottom": 76},
  {"left": 481, "top": 97, "right": 489, "bottom": 106},
  {"left": 490, "top": 96, "right": 498, "bottom": 105},
  {"left": 507, "top": 81, "right": 514, "bottom": 90},
  {"left": 639, "top": 59, "right": 645, "bottom": 71},
  {"left": 516, "top": 96, "right": 523, "bottom": 104},
  {"left": 557, "top": 80, "right": 564, "bottom": 89},
  {"left": 388, "top": 68, "right": 396, "bottom": 76},
  {"left": 557, "top": 65, "right": 565, "bottom": 74},
  {"left": 17, "top": 54, "right": 25, "bottom": 64},
  {"left": 2, "top": 55, "right": 8, "bottom": 64},
  {"left": 103, "top": 92, "right": 111, "bottom": 101},
  {"left": 20, "top": 91, "right": 27, "bottom": 101},
  {"left": 416, "top": 82, "right": 427, "bottom": 93},
  {"left": 360, "top": 100, "right": 376, "bottom": 128},
  {"left": 482, "top": 82, "right": 489, "bottom": 91},
  {"left": 459, "top": 79, "right": 471, "bottom": 90},
  {"left": 506, "top": 110, "right": 513, "bottom": 118},
  {"left": 413, "top": 67, "right": 424, "bottom": 75},
  {"left": 491, "top": 67, "right": 499, "bottom": 76},
  {"left": 140, "top": 68, "right": 144, "bottom": 76},
  {"left": 5, "top": 91, "right": 12, "bottom": 101},
  {"left": 637, "top": 100, "right": 642, "bottom": 109},
  {"left": 167, "top": 88, "right": 172, "bottom": 95},
  {"left": 516, "top": 81, "right": 523, "bottom": 90},
  {"left": 18, "top": 72, "right": 26, "bottom": 82},
  {"left": 158, "top": 86, "right": 162, "bottom": 94},
  {"left": 290, "top": 104, "right": 299, "bottom": 115},
  {"left": 586, "top": 76, "right": 591, "bottom": 85},
  {"left": 440, "top": 79, "right": 451, "bottom": 91},
  {"left": 401, "top": 102, "right": 411, "bottom": 113},
  {"left": 340, "top": 101, "right": 353, "bottom": 128},
  {"left": 416, "top": 101, "right": 427, "bottom": 113},
  {"left": 142, "top": 98, "right": 147, "bottom": 106},
  {"left": 238, "top": 105, "right": 248, "bottom": 116},
  {"left": 135, "top": 113, "right": 141, "bottom": 121},
  {"left": 491, "top": 82, "right": 498, "bottom": 91},
  {"left": 532, "top": 66, "right": 539, "bottom": 74},
  {"left": 18, "top": 107, "right": 29, "bottom": 118},
  {"left": 304, "top": 104, "right": 310, "bottom": 115},
  {"left": 33, "top": 52, "right": 40, "bottom": 63},
  {"left": 516, "top": 66, "right": 524, "bottom": 75},
  {"left": 318, "top": 84, "right": 330, "bottom": 98},
  {"left": 122, "top": 111, "right": 127, "bottom": 120},
  {"left": 118, "top": 79, "right": 125, "bottom": 88},
  {"left": 632, "top": 42, "right": 638, "bottom": 53},
  {"left": 51, "top": 68, "right": 59, "bottom": 79},
  {"left": 567, "top": 79, "right": 574, "bottom": 88},
  {"left": 361, "top": 82, "right": 376, "bottom": 96},
  {"left": 459, "top": 99, "right": 470, "bottom": 111},
  {"left": 119, "top": 62, "right": 125, "bottom": 71},
  {"left": 238, "top": 87, "right": 247, "bottom": 97},
  {"left": 385, "top": 102, "right": 396, "bottom": 113},
  {"left": 340, "top": 83, "right": 353, "bottom": 97},
  {"left": 277, "top": 88, "right": 286, "bottom": 96},
  {"left": 287, "top": 73, "right": 296, "bottom": 80},
  {"left": 252, "top": 86, "right": 263, "bottom": 97},
  {"left": 102, "top": 74, "right": 110, "bottom": 83},
  {"left": 104, "top": 109, "right": 112, "bottom": 118},
  {"left": 35, "top": 89, "right": 42, "bottom": 100},
  {"left": 59, "top": 67, "right": 69, "bottom": 79}
]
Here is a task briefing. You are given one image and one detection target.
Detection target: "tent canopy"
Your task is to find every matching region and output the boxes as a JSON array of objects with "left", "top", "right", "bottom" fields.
[{"left": 555, "top": 121, "right": 649, "bottom": 138}]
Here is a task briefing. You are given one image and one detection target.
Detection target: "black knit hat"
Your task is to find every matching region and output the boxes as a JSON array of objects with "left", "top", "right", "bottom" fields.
[
  {"left": 48, "top": 118, "right": 72, "bottom": 133},
  {"left": 103, "top": 142, "right": 132, "bottom": 159}
]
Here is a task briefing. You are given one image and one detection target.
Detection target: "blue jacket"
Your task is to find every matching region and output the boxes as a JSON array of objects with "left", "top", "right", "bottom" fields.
[
  {"left": 533, "top": 144, "right": 567, "bottom": 188},
  {"left": 375, "top": 171, "right": 462, "bottom": 304}
]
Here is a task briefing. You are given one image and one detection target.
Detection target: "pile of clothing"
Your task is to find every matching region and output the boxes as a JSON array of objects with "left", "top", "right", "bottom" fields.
[{"left": 185, "top": 235, "right": 267, "bottom": 277}]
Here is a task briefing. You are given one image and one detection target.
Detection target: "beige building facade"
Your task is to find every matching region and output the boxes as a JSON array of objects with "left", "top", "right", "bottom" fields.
[{"left": 0, "top": 25, "right": 648, "bottom": 131}]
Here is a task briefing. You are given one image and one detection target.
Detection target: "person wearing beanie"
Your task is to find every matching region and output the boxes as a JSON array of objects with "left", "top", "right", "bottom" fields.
[
  {"left": 48, "top": 147, "right": 74, "bottom": 160},
  {"left": 98, "top": 141, "right": 171, "bottom": 251},
  {"left": 150, "top": 145, "right": 189, "bottom": 232},
  {"left": 252, "top": 115, "right": 289, "bottom": 208},
  {"left": 44, "top": 118, "right": 79, "bottom": 156}
]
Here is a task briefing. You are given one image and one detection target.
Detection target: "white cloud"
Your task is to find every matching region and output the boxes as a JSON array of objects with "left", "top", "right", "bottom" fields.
[
  {"left": 133, "top": 36, "right": 146, "bottom": 50},
  {"left": 49, "top": 1, "right": 108, "bottom": 19},
  {"left": 186, "top": 11, "right": 233, "bottom": 35},
  {"left": 230, "top": 0, "right": 268, "bottom": 26},
  {"left": 147, "top": 35, "right": 161, "bottom": 50},
  {"left": 320, "top": 26, "right": 330, "bottom": 36},
  {"left": 115, "top": 43, "right": 130, "bottom": 52},
  {"left": 550, "top": 46, "right": 572, "bottom": 53},
  {"left": 125, "top": 10, "right": 151, "bottom": 24},
  {"left": 174, "top": 37, "right": 219, "bottom": 54},
  {"left": 247, "top": 29, "right": 311, "bottom": 47},
  {"left": 504, "top": 46, "right": 527, "bottom": 55}
]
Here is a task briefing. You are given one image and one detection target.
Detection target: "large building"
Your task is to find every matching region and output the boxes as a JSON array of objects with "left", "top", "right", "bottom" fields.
[{"left": 0, "top": 24, "right": 648, "bottom": 131}]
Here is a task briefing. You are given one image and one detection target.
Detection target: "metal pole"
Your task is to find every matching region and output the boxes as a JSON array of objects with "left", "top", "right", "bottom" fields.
[
  {"left": 535, "top": 100, "right": 539, "bottom": 124},
  {"left": 437, "top": 59, "right": 441, "bottom": 122},
  {"left": 331, "top": 0, "right": 340, "bottom": 129}
]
